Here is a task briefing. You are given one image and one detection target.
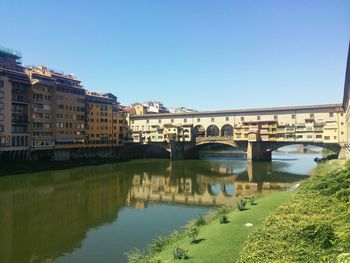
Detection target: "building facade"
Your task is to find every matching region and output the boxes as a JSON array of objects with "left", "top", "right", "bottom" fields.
[
  {"left": 0, "top": 48, "right": 31, "bottom": 152},
  {"left": 130, "top": 104, "right": 347, "bottom": 144},
  {"left": 0, "top": 47, "right": 126, "bottom": 159}
]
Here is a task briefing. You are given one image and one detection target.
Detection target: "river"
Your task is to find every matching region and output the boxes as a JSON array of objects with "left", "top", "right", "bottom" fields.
[{"left": 0, "top": 152, "right": 320, "bottom": 263}]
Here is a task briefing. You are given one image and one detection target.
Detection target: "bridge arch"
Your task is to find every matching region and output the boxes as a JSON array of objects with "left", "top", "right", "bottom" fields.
[
  {"left": 222, "top": 183, "right": 235, "bottom": 196},
  {"left": 207, "top": 125, "right": 220, "bottom": 137},
  {"left": 193, "top": 125, "right": 206, "bottom": 138},
  {"left": 207, "top": 183, "right": 221, "bottom": 196},
  {"left": 267, "top": 142, "right": 341, "bottom": 155},
  {"left": 221, "top": 124, "right": 234, "bottom": 137}
]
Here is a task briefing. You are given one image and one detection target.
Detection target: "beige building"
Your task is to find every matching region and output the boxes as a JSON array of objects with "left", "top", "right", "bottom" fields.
[
  {"left": 26, "top": 66, "right": 56, "bottom": 149},
  {"left": 130, "top": 104, "right": 346, "bottom": 145}
]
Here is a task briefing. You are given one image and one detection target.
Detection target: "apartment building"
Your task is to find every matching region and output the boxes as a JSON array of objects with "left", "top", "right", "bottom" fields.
[
  {"left": 53, "top": 70, "right": 86, "bottom": 148},
  {"left": 26, "top": 66, "right": 56, "bottom": 149},
  {"left": 0, "top": 48, "right": 30, "bottom": 151},
  {"left": 85, "top": 92, "right": 116, "bottom": 146},
  {"left": 113, "top": 109, "right": 129, "bottom": 145}
]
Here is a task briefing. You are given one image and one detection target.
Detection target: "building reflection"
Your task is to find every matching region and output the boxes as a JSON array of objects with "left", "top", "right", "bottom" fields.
[
  {"left": 0, "top": 165, "right": 132, "bottom": 263},
  {"left": 128, "top": 159, "right": 305, "bottom": 208},
  {"left": 0, "top": 159, "right": 305, "bottom": 263}
]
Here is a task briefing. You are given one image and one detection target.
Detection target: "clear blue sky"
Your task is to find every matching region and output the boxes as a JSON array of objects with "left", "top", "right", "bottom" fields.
[{"left": 1, "top": 0, "right": 349, "bottom": 110}]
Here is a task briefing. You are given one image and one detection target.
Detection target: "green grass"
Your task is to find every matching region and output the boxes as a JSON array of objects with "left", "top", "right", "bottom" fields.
[
  {"left": 237, "top": 159, "right": 350, "bottom": 263},
  {"left": 151, "top": 191, "right": 293, "bottom": 263}
]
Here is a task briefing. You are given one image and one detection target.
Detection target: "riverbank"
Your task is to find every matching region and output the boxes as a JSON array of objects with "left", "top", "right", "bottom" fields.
[
  {"left": 128, "top": 191, "right": 294, "bottom": 262},
  {"left": 237, "top": 159, "right": 350, "bottom": 262},
  {"left": 0, "top": 157, "right": 126, "bottom": 176}
]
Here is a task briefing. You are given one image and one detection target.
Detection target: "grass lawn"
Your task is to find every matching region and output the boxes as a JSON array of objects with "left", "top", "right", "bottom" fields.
[
  {"left": 156, "top": 191, "right": 293, "bottom": 263},
  {"left": 237, "top": 159, "right": 350, "bottom": 263}
]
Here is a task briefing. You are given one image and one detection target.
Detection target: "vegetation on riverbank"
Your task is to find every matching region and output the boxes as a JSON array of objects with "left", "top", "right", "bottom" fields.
[
  {"left": 126, "top": 191, "right": 293, "bottom": 262},
  {"left": 237, "top": 159, "right": 350, "bottom": 262}
]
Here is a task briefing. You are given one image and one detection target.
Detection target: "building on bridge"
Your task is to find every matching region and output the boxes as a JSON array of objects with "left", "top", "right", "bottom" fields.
[{"left": 130, "top": 104, "right": 346, "bottom": 145}]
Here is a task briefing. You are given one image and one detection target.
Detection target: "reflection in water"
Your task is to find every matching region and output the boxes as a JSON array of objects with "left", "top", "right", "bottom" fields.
[{"left": 0, "top": 154, "right": 316, "bottom": 263}]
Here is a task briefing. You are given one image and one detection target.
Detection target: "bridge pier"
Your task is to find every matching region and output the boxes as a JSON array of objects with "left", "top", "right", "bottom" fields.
[{"left": 247, "top": 141, "right": 272, "bottom": 162}]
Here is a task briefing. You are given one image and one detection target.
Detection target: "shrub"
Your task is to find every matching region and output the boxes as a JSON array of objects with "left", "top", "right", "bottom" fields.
[
  {"left": 301, "top": 223, "right": 335, "bottom": 249},
  {"left": 148, "top": 236, "right": 170, "bottom": 254},
  {"left": 173, "top": 246, "right": 188, "bottom": 260},
  {"left": 219, "top": 214, "right": 229, "bottom": 224},
  {"left": 237, "top": 199, "right": 247, "bottom": 211},
  {"left": 126, "top": 248, "right": 146, "bottom": 263},
  {"left": 194, "top": 215, "right": 206, "bottom": 226},
  {"left": 187, "top": 226, "right": 199, "bottom": 244},
  {"left": 250, "top": 196, "right": 257, "bottom": 205},
  {"left": 217, "top": 206, "right": 231, "bottom": 215}
]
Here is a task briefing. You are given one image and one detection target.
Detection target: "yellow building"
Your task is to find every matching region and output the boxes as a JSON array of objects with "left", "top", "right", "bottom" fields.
[
  {"left": 130, "top": 104, "right": 346, "bottom": 144},
  {"left": 112, "top": 109, "right": 129, "bottom": 145},
  {"left": 132, "top": 104, "right": 147, "bottom": 115},
  {"left": 85, "top": 92, "right": 116, "bottom": 146}
]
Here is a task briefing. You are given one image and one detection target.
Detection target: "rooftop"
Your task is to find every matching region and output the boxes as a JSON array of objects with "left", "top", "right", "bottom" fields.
[
  {"left": 130, "top": 104, "right": 343, "bottom": 119},
  {"left": 0, "top": 47, "right": 22, "bottom": 59}
]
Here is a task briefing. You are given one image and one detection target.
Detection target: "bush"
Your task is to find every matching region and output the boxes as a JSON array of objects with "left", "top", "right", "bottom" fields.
[
  {"left": 219, "top": 214, "right": 229, "bottom": 224},
  {"left": 217, "top": 206, "right": 231, "bottom": 215},
  {"left": 187, "top": 226, "right": 200, "bottom": 244},
  {"left": 237, "top": 160, "right": 350, "bottom": 263},
  {"left": 148, "top": 236, "right": 170, "bottom": 254},
  {"left": 126, "top": 248, "right": 146, "bottom": 263},
  {"left": 173, "top": 246, "right": 188, "bottom": 260},
  {"left": 250, "top": 196, "right": 257, "bottom": 205},
  {"left": 194, "top": 215, "right": 206, "bottom": 226},
  {"left": 237, "top": 199, "right": 247, "bottom": 211}
]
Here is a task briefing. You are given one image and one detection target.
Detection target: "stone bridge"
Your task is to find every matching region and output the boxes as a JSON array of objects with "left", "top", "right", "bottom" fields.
[
  {"left": 129, "top": 103, "right": 348, "bottom": 160},
  {"left": 120, "top": 136, "right": 343, "bottom": 161}
]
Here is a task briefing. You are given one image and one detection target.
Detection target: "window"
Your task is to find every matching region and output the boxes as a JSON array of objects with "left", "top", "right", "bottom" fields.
[
  {"left": 226, "top": 117, "right": 229, "bottom": 121},
  {"left": 0, "top": 125, "right": 3, "bottom": 132},
  {"left": 0, "top": 113, "right": 3, "bottom": 121},
  {"left": 324, "top": 136, "right": 330, "bottom": 140},
  {"left": 334, "top": 136, "right": 337, "bottom": 140},
  {"left": 257, "top": 116, "right": 260, "bottom": 121},
  {"left": 158, "top": 119, "right": 161, "bottom": 124},
  {"left": 341, "top": 131, "right": 344, "bottom": 135},
  {"left": 292, "top": 114, "right": 296, "bottom": 119},
  {"left": 171, "top": 119, "right": 174, "bottom": 123},
  {"left": 241, "top": 116, "right": 244, "bottom": 121},
  {"left": 211, "top": 117, "right": 215, "bottom": 122},
  {"left": 329, "top": 112, "right": 334, "bottom": 117},
  {"left": 274, "top": 115, "right": 278, "bottom": 120},
  {"left": 184, "top": 118, "right": 187, "bottom": 123},
  {"left": 0, "top": 91, "right": 3, "bottom": 98},
  {"left": 341, "top": 113, "right": 344, "bottom": 116},
  {"left": 0, "top": 80, "right": 4, "bottom": 87},
  {"left": 316, "top": 135, "right": 322, "bottom": 139},
  {"left": 197, "top": 118, "right": 200, "bottom": 122},
  {"left": 0, "top": 102, "right": 3, "bottom": 109},
  {"left": 146, "top": 119, "right": 149, "bottom": 123},
  {"left": 310, "top": 113, "right": 314, "bottom": 118},
  {"left": 341, "top": 122, "right": 344, "bottom": 125}
]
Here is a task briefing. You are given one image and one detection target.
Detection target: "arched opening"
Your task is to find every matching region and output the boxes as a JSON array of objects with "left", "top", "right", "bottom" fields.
[
  {"left": 193, "top": 125, "right": 206, "bottom": 138},
  {"left": 207, "top": 183, "right": 221, "bottom": 196},
  {"left": 221, "top": 124, "right": 233, "bottom": 137},
  {"left": 222, "top": 183, "right": 235, "bottom": 196},
  {"left": 207, "top": 125, "right": 219, "bottom": 137}
]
